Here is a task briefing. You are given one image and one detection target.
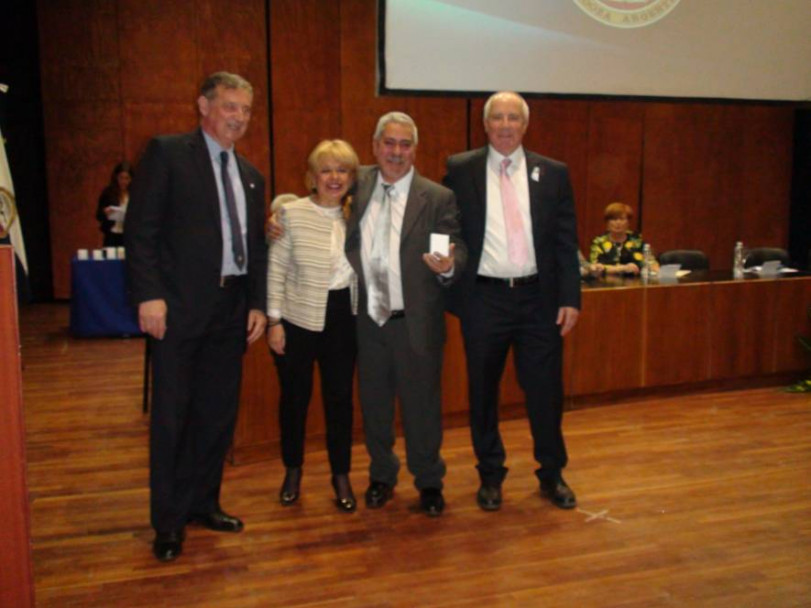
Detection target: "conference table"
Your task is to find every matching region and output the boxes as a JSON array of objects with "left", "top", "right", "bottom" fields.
[
  {"left": 231, "top": 269, "right": 811, "bottom": 463},
  {"left": 69, "top": 257, "right": 141, "bottom": 337},
  {"left": 561, "top": 269, "right": 810, "bottom": 398}
]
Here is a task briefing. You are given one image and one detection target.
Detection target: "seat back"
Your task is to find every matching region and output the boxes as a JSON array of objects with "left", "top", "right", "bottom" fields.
[
  {"left": 744, "top": 247, "right": 790, "bottom": 268},
  {"left": 658, "top": 249, "right": 710, "bottom": 271}
]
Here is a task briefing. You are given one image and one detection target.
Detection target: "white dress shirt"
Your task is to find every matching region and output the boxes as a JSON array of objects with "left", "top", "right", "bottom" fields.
[
  {"left": 360, "top": 167, "right": 415, "bottom": 313},
  {"left": 478, "top": 145, "right": 537, "bottom": 278}
]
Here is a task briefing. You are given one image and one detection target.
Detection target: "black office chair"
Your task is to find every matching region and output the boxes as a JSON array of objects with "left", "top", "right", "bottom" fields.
[
  {"left": 658, "top": 249, "right": 710, "bottom": 271},
  {"left": 744, "top": 247, "right": 790, "bottom": 268}
]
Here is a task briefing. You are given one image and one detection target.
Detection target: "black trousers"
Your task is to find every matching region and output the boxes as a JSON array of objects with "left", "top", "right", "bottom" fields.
[
  {"left": 149, "top": 280, "right": 247, "bottom": 534},
  {"left": 103, "top": 232, "right": 124, "bottom": 247},
  {"left": 272, "top": 288, "right": 356, "bottom": 475},
  {"left": 461, "top": 280, "right": 568, "bottom": 487}
]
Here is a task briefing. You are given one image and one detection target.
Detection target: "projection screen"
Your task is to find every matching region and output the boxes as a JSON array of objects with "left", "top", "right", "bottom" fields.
[{"left": 380, "top": 0, "right": 811, "bottom": 101}]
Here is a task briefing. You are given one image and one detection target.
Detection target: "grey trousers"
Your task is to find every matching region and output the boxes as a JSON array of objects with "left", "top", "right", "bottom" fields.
[{"left": 356, "top": 313, "right": 446, "bottom": 490}]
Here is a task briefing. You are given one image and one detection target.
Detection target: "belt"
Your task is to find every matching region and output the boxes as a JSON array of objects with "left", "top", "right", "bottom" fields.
[
  {"left": 219, "top": 275, "right": 247, "bottom": 288},
  {"left": 389, "top": 310, "right": 405, "bottom": 319},
  {"left": 476, "top": 274, "right": 539, "bottom": 288}
]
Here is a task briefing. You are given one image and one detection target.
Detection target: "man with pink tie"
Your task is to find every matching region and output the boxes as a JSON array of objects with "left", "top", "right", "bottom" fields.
[{"left": 443, "top": 91, "right": 581, "bottom": 512}]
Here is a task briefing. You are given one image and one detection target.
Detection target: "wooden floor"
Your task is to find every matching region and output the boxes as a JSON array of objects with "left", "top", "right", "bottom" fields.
[{"left": 20, "top": 303, "right": 811, "bottom": 607}]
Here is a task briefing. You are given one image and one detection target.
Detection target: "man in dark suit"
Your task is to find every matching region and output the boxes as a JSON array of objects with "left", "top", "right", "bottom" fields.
[
  {"left": 443, "top": 91, "right": 581, "bottom": 512},
  {"left": 125, "top": 72, "right": 267, "bottom": 561},
  {"left": 345, "top": 111, "right": 467, "bottom": 517}
]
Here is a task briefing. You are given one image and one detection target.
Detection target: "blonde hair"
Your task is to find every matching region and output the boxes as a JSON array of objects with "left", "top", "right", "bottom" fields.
[
  {"left": 305, "top": 139, "right": 359, "bottom": 191},
  {"left": 604, "top": 202, "right": 634, "bottom": 221}
]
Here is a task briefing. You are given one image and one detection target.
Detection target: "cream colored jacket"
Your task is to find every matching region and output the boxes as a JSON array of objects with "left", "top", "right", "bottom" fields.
[{"left": 267, "top": 197, "right": 357, "bottom": 331}]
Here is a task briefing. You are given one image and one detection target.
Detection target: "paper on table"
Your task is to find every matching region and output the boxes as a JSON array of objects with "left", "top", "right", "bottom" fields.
[{"left": 107, "top": 205, "right": 126, "bottom": 222}]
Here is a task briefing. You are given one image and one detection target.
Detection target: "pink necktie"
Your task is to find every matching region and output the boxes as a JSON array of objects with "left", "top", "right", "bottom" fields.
[{"left": 500, "top": 158, "right": 529, "bottom": 267}]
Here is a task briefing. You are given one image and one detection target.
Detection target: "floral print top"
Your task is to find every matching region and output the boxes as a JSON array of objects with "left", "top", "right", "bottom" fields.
[{"left": 589, "top": 231, "right": 647, "bottom": 269}]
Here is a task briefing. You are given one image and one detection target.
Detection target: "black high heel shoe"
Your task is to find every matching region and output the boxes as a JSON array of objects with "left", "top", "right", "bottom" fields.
[
  {"left": 331, "top": 474, "right": 356, "bottom": 513},
  {"left": 279, "top": 467, "right": 302, "bottom": 506}
]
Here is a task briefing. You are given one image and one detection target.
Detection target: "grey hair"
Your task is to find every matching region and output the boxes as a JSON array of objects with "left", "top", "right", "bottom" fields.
[
  {"left": 483, "top": 91, "right": 529, "bottom": 123},
  {"left": 373, "top": 111, "right": 419, "bottom": 145},
  {"left": 201, "top": 72, "right": 253, "bottom": 100}
]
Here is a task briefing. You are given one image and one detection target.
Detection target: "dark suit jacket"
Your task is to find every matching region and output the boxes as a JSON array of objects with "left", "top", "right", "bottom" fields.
[
  {"left": 125, "top": 128, "right": 267, "bottom": 331},
  {"left": 345, "top": 166, "right": 467, "bottom": 356},
  {"left": 443, "top": 146, "right": 580, "bottom": 316}
]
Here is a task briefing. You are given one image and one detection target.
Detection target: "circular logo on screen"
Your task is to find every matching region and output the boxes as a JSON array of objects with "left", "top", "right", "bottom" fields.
[{"left": 573, "top": 0, "right": 681, "bottom": 28}]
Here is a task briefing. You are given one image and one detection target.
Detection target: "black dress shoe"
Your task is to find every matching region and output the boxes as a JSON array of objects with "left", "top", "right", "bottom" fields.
[
  {"left": 476, "top": 484, "right": 502, "bottom": 511},
  {"left": 280, "top": 467, "right": 302, "bottom": 506},
  {"left": 540, "top": 477, "right": 577, "bottom": 509},
  {"left": 153, "top": 530, "right": 184, "bottom": 562},
  {"left": 420, "top": 488, "right": 445, "bottom": 517},
  {"left": 331, "top": 474, "right": 357, "bottom": 513},
  {"left": 364, "top": 481, "right": 393, "bottom": 508},
  {"left": 189, "top": 509, "right": 244, "bottom": 532}
]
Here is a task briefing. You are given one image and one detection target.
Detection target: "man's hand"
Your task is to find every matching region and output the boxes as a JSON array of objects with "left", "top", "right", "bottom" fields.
[
  {"left": 422, "top": 243, "right": 456, "bottom": 275},
  {"left": 139, "top": 299, "right": 168, "bottom": 340},
  {"left": 267, "top": 323, "right": 285, "bottom": 354},
  {"left": 247, "top": 309, "right": 267, "bottom": 344},
  {"left": 556, "top": 306, "right": 580, "bottom": 337}
]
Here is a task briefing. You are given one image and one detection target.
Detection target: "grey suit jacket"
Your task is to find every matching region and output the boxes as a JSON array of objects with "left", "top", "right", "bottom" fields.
[
  {"left": 443, "top": 146, "right": 581, "bottom": 317},
  {"left": 345, "top": 166, "right": 467, "bottom": 355}
]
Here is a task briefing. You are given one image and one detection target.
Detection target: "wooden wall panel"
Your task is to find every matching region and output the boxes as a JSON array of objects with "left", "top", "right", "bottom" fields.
[
  {"left": 38, "top": 0, "right": 123, "bottom": 298},
  {"left": 736, "top": 106, "right": 794, "bottom": 250},
  {"left": 270, "top": 0, "right": 341, "bottom": 196},
  {"left": 40, "top": 0, "right": 270, "bottom": 298},
  {"left": 642, "top": 104, "right": 793, "bottom": 269},
  {"left": 583, "top": 102, "right": 645, "bottom": 252}
]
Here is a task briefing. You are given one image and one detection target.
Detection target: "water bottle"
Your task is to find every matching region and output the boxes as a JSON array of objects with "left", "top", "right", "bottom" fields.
[
  {"left": 733, "top": 241, "right": 744, "bottom": 279},
  {"left": 641, "top": 243, "right": 652, "bottom": 282}
]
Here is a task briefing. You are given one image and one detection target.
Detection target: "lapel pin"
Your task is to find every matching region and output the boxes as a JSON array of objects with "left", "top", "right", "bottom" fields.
[
  {"left": 531, "top": 166, "right": 541, "bottom": 182},
  {"left": 249, "top": 182, "right": 256, "bottom": 189}
]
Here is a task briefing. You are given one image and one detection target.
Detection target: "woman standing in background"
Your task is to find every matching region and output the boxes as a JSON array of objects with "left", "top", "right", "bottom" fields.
[{"left": 96, "top": 161, "right": 133, "bottom": 247}]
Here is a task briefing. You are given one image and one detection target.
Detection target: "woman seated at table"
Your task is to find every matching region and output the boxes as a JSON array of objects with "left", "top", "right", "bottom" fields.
[
  {"left": 589, "top": 202, "right": 654, "bottom": 276},
  {"left": 266, "top": 139, "right": 359, "bottom": 512},
  {"left": 95, "top": 161, "right": 133, "bottom": 247}
]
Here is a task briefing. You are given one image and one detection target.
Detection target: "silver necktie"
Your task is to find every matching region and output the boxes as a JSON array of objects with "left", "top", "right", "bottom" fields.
[{"left": 368, "top": 184, "right": 393, "bottom": 326}]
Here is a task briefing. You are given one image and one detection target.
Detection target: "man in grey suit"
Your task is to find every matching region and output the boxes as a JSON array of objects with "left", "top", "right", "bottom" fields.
[
  {"left": 443, "top": 91, "right": 581, "bottom": 512},
  {"left": 345, "top": 111, "right": 467, "bottom": 516},
  {"left": 126, "top": 72, "right": 267, "bottom": 561}
]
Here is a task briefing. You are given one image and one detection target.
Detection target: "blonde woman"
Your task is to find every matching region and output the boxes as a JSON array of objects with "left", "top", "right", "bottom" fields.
[{"left": 266, "top": 140, "right": 359, "bottom": 512}]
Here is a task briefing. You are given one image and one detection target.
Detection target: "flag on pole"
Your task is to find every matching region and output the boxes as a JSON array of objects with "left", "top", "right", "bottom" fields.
[{"left": 0, "top": 123, "right": 28, "bottom": 275}]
